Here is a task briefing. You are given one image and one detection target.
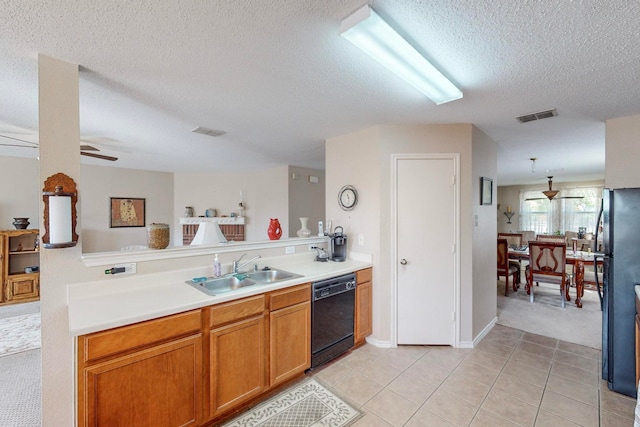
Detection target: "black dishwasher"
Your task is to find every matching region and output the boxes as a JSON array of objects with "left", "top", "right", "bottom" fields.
[{"left": 311, "top": 273, "right": 356, "bottom": 368}]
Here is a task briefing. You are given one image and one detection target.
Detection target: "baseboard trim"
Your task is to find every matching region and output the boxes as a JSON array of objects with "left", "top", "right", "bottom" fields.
[
  {"left": 364, "top": 336, "right": 394, "bottom": 348},
  {"left": 471, "top": 316, "right": 498, "bottom": 347}
]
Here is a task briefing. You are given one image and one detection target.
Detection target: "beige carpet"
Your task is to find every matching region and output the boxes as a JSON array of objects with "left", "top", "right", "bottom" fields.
[
  {"left": 0, "top": 348, "right": 41, "bottom": 427},
  {"left": 497, "top": 280, "right": 602, "bottom": 349},
  {"left": 221, "top": 378, "right": 362, "bottom": 427}
]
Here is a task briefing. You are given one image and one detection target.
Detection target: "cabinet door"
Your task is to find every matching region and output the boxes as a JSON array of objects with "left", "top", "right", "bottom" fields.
[
  {"left": 5, "top": 274, "right": 39, "bottom": 302},
  {"left": 82, "top": 335, "right": 202, "bottom": 427},
  {"left": 270, "top": 301, "right": 311, "bottom": 386},
  {"left": 210, "top": 315, "right": 266, "bottom": 416},
  {"left": 355, "top": 281, "right": 372, "bottom": 345}
]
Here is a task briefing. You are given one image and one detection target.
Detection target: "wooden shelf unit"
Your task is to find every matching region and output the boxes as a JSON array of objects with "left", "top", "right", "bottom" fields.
[{"left": 1, "top": 229, "right": 40, "bottom": 304}]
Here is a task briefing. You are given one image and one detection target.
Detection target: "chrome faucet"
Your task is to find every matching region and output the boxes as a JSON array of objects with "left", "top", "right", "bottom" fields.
[{"left": 232, "top": 253, "right": 261, "bottom": 273}]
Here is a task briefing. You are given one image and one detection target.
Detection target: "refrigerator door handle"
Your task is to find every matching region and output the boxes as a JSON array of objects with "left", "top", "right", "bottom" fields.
[
  {"left": 594, "top": 254, "right": 604, "bottom": 311},
  {"left": 595, "top": 197, "right": 603, "bottom": 252}
]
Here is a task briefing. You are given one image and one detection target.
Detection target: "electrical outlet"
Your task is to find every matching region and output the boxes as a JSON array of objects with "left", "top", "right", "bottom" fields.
[
  {"left": 308, "top": 244, "right": 315, "bottom": 251},
  {"left": 358, "top": 233, "right": 364, "bottom": 245},
  {"left": 115, "top": 263, "right": 136, "bottom": 274},
  {"left": 285, "top": 246, "right": 295, "bottom": 254}
]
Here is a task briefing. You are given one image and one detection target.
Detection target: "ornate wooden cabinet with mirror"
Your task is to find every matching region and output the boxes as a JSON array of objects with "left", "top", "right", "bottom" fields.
[{"left": 0, "top": 229, "right": 40, "bottom": 304}]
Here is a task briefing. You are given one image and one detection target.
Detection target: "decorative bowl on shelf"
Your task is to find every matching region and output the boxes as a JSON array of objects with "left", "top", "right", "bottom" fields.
[{"left": 12, "top": 217, "right": 30, "bottom": 229}]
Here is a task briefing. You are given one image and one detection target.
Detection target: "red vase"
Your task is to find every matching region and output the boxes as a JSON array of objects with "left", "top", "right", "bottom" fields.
[{"left": 267, "top": 218, "right": 282, "bottom": 240}]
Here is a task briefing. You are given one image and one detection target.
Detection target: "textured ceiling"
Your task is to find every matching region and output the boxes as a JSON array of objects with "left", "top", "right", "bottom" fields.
[{"left": 1, "top": 0, "right": 639, "bottom": 185}]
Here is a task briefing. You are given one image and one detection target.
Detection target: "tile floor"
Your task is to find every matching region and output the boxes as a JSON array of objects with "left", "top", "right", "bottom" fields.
[{"left": 311, "top": 325, "right": 637, "bottom": 426}]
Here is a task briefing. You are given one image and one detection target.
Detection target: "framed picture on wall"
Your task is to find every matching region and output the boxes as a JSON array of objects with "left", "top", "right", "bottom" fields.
[
  {"left": 110, "top": 197, "right": 146, "bottom": 228},
  {"left": 480, "top": 177, "right": 493, "bottom": 205}
]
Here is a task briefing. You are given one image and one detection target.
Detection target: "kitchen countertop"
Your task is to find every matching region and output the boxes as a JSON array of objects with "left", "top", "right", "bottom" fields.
[{"left": 67, "top": 252, "right": 372, "bottom": 336}]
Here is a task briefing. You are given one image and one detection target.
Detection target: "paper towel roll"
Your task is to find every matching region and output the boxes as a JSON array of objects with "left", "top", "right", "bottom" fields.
[{"left": 49, "top": 195, "right": 72, "bottom": 244}]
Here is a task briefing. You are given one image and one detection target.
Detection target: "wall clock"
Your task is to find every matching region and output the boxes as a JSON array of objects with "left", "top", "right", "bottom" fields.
[{"left": 338, "top": 185, "right": 358, "bottom": 211}]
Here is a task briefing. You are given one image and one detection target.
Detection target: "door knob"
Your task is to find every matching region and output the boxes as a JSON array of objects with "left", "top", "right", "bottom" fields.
[{"left": 400, "top": 259, "right": 407, "bottom": 265}]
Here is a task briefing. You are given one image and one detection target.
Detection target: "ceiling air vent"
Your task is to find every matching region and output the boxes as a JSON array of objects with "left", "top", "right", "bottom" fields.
[
  {"left": 191, "top": 126, "right": 226, "bottom": 137},
  {"left": 516, "top": 108, "right": 558, "bottom": 123}
]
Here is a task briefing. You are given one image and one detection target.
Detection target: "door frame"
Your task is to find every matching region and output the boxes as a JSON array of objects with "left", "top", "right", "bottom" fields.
[{"left": 390, "top": 153, "right": 461, "bottom": 347}]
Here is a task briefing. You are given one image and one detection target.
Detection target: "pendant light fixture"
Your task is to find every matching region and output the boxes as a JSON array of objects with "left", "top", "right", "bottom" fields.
[{"left": 340, "top": 5, "right": 463, "bottom": 105}]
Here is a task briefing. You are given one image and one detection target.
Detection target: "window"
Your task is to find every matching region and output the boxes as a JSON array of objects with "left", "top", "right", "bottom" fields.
[
  {"left": 559, "top": 187, "right": 602, "bottom": 233},
  {"left": 519, "top": 186, "right": 602, "bottom": 234},
  {"left": 520, "top": 192, "right": 553, "bottom": 234}
]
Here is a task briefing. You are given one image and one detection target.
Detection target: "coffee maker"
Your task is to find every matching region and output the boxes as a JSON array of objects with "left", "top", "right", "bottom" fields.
[{"left": 330, "top": 226, "right": 347, "bottom": 262}]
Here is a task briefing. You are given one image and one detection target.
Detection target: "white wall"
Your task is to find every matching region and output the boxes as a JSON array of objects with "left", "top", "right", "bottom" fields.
[
  {"left": 0, "top": 156, "right": 40, "bottom": 230},
  {"left": 326, "top": 126, "right": 382, "bottom": 334},
  {"left": 606, "top": 114, "right": 640, "bottom": 188},
  {"left": 81, "top": 165, "right": 174, "bottom": 252},
  {"left": 39, "top": 54, "right": 81, "bottom": 427},
  {"left": 471, "top": 127, "right": 498, "bottom": 339},
  {"left": 326, "top": 124, "right": 497, "bottom": 346},
  {"left": 288, "top": 165, "right": 325, "bottom": 238},
  {"left": 173, "top": 167, "right": 289, "bottom": 242}
]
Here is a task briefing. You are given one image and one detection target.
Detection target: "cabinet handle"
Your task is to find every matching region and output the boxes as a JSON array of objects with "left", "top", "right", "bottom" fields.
[{"left": 400, "top": 259, "right": 407, "bottom": 265}]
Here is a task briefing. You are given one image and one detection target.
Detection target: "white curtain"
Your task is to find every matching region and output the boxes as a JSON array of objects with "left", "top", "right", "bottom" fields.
[
  {"left": 519, "top": 186, "right": 602, "bottom": 234},
  {"left": 559, "top": 186, "right": 603, "bottom": 233}
]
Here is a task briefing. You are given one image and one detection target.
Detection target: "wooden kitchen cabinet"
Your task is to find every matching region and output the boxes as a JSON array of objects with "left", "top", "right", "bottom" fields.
[
  {"left": 77, "top": 310, "right": 203, "bottom": 427},
  {"left": 269, "top": 283, "right": 311, "bottom": 387},
  {"left": 209, "top": 295, "right": 267, "bottom": 417},
  {"left": 1, "top": 229, "right": 40, "bottom": 304},
  {"left": 355, "top": 268, "right": 373, "bottom": 345}
]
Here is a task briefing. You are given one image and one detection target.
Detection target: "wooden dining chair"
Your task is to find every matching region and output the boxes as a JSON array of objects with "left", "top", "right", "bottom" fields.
[
  {"left": 526, "top": 241, "right": 570, "bottom": 308},
  {"left": 536, "top": 234, "right": 567, "bottom": 245},
  {"left": 497, "top": 239, "right": 519, "bottom": 296},
  {"left": 498, "top": 233, "right": 523, "bottom": 282},
  {"left": 498, "top": 232, "right": 523, "bottom": 248}
]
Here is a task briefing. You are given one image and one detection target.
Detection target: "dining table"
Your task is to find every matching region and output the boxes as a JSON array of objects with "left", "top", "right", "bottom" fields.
[{"left": 508, "top": 247, "right": 601, "bottom": 308}]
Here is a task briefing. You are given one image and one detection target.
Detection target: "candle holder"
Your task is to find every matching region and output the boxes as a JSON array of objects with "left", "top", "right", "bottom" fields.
[
  {"left": 42, "top": 173, "right": 78, "bottom": 248},
  {"left": 503, "top": 211, "right": 515, "bottom": 224}
]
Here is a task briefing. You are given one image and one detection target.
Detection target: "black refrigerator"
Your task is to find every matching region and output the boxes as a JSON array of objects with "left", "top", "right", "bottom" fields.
[{"left": 601, "top": 187, "right": 640, "bottom": 397}]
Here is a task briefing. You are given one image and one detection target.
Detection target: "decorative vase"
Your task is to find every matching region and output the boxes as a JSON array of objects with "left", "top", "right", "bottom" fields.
[
  {"left": 267, "top": 218, "right": 282, "bottom": 240},
  {"left": 147, "top": 223, "right": 170, "bottom": 249},
  {"left": 12, "top": 217, "right": 30, "bottom": 229},
  {"left": 297, "top": 217, "right": 311, "bottom": 238}
]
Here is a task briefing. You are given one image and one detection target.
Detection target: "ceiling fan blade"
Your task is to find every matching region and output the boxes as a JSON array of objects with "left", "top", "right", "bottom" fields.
[
  {"left": 81, "top": 151, "right": 118, "bottom": 161},
  {"left": 80, "top": 144, "right": 100, "bottom": 151},
  {"left": 0, "top": 134, "right": 38, "bottom": 146},
  {"left": 559, "top": 196, "right": 584, "bottom": 199},
  {"left": 0, "top": 142, "right": 37, "bottom": 148},
  {"left": 525, "top": 197, "right": 546, "bottom": 201}
]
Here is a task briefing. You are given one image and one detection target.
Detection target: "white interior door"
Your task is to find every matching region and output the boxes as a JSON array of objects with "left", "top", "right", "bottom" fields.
[{"left": 396, "top": 156, "right": 456, "bottom": 345}]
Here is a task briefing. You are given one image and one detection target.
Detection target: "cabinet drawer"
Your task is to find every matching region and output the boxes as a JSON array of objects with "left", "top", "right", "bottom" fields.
[
  {"left": 210, "top": 295, "right": 265, "bottom": 328},
  {"left": 82, "top": 310, "right": 202, "bottom": 363},
  {"left": 356, "top": 268, "right": 372, "bottom": 284},
  {"left": 269, "top": 283, "right": 310, "bottom": 311},
  {"left": 5, "top": 274, "right": 39, "bottom": 301}
]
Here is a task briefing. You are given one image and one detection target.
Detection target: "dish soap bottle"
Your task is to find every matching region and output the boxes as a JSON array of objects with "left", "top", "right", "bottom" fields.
[{"left": 213, "top": 254, "right": 221, "bottom": 277}]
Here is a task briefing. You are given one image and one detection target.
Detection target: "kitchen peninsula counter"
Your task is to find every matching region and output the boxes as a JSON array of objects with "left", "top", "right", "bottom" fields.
[{"left": 67, "top": 252, "right": 371, "bottom": 336}]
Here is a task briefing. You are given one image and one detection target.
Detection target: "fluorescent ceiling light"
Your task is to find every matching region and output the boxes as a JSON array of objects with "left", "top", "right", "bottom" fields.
[{"left": 340, "top": 5, "right": 462, "bottom": 105}]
